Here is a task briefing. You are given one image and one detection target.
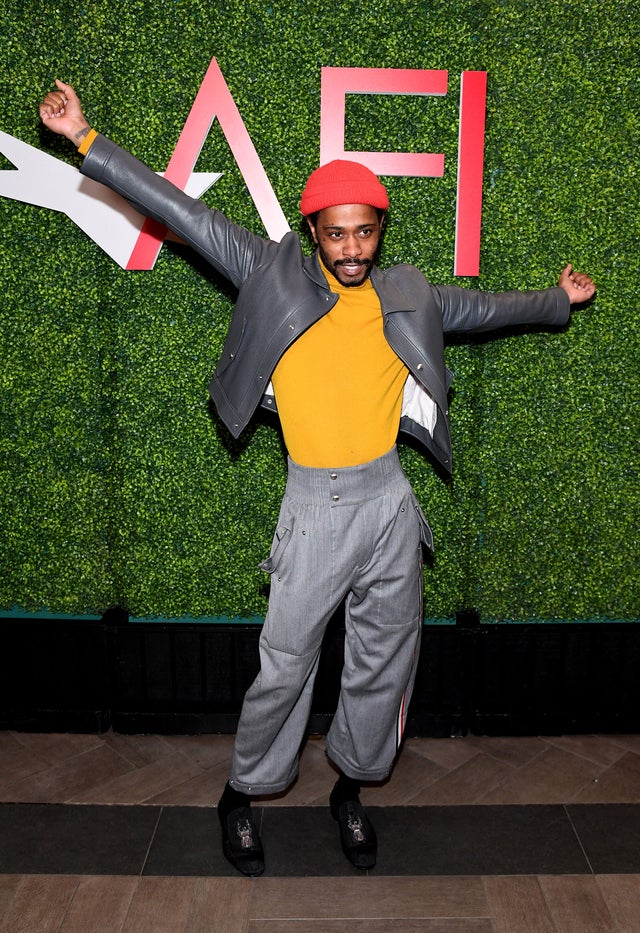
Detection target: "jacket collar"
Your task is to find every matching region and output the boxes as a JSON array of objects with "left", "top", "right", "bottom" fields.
[
  {"left": 302, "top": 250, "right": 331, "bottom": 289},
  {"left": 370, "top": 266, "right": 416, "bottom": 314}
]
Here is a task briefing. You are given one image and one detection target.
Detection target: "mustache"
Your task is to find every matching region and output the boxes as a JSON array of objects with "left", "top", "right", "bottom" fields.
[{"left": 333, "top": 258, "right": 372, "bottom": 268}]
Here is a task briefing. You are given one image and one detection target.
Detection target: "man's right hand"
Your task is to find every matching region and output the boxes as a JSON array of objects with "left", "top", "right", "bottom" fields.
[{"left": 39, "top": 79, "right": 92, "bottom": 148}]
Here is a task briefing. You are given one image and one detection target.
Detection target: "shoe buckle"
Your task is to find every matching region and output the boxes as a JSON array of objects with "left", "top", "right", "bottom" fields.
[
  {"left": 347, "top": 815, "right": 366, "bottom": 843},
  {"left": 237, "top": 819, "right": 255, "bottom": 850}
]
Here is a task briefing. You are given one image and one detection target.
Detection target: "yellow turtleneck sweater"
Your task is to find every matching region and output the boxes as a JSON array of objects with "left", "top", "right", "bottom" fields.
[{"left": 271, "top": 261, "right": 409, "bottom": 467}]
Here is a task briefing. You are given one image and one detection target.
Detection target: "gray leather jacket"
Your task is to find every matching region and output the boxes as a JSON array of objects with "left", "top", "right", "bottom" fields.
[{"left": 81, "top": 135, "right": 571, "bottom": 477}]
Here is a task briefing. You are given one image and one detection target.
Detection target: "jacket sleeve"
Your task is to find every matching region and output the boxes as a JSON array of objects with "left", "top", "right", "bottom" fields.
[
  {"left": 434, "top": 282, "right": 571, "bottom": 335},
  {"left": 80, "top": 134, "right": 276, "bottom": 288}
]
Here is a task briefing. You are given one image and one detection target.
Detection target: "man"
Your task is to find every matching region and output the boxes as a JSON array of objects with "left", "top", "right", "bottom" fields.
[{"left": 39, "top": 79, "right": 595, "bottom": 877}]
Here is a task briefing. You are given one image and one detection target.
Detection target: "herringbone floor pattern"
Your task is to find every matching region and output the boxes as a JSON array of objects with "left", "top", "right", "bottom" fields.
[{"left": 1, "top": 730, "right": 640, "bottom": 931}]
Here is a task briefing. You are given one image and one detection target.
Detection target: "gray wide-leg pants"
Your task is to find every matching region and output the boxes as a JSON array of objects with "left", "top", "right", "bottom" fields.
[{"left": 229, "top": 446, "right": 431, "bottom": 795}]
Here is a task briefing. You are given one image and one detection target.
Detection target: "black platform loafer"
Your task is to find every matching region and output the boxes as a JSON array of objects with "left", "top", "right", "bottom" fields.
[
  {"left": 330, "top": 797, "right": 377, "bottom": 870},
  {"left": 218, "top": 805, "right": 265, "bottom": 877}
]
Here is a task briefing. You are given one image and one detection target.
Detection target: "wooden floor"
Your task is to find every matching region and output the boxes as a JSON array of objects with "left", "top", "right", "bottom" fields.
[{"left": 1, "top": 730, "right": 640, "bottom": 931}]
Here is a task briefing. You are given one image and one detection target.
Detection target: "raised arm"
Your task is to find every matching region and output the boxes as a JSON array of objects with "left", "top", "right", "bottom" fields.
[
  {"left": 38, "top": 80, "right": 279, "bottom": 286},
  {"left": 435, "top": 263, "right": 595, "bottom": 336}
]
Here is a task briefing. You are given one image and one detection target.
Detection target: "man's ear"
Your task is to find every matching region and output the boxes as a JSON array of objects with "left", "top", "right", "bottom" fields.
[{"left": 306, "top": 217, "right": 318, "bottom": 243}]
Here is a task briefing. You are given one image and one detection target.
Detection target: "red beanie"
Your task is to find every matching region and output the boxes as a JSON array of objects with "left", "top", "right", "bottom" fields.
[{"left": 299, "top": 159, "right": 389, "bottom": 216}]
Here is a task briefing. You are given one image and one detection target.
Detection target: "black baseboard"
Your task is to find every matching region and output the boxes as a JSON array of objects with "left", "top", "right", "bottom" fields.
[
  {"left": 0, "top": 614, "right": 112, "bottom": 733},
  {"left": 1, "top": 611, "right": 639, "bottom": 736}
]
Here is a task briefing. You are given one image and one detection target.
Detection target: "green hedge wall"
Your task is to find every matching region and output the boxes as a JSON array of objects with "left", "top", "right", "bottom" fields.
[{"left": 1, "top": 0, "right": 637, "bottom": 623}]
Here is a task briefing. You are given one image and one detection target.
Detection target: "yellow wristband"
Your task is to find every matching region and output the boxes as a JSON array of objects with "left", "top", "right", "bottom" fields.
[{"left": 78, "top": 128, "right": 98, "bottom": 156}]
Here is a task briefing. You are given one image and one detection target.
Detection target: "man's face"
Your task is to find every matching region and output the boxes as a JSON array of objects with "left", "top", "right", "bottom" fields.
[{"left": 307, "top": 204, "right": 383, "bottom": 287}]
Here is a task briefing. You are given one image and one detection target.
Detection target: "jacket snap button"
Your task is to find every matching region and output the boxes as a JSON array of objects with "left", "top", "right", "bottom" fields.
[
  {"left": 330, "top": 473, "right": 338, "bottom": 480},
  {"left": 417, "top": 363, "right": 424, "bottom": 371},
  {"left": 332, "top": 495, "right": 340, "bottom": 502}
]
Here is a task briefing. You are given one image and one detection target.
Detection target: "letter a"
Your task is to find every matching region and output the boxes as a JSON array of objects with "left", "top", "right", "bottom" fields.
[{"left": 127, "top": 58, "right": 290, "bottom": 269}]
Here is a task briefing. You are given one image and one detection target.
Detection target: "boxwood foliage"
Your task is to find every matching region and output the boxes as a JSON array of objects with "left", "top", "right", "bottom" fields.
[{"left": 0, "top": 0, "right": 637, "bottom": 622}]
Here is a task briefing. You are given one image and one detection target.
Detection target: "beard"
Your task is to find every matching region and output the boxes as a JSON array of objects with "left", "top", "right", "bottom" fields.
[{"left": 320, "top": 249, "right": 373, "bottom": 287}]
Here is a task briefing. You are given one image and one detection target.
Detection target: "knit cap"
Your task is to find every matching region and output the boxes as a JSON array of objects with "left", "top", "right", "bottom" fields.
[{"left": 299, "top": 159, "right": 388, "bottom": 216}]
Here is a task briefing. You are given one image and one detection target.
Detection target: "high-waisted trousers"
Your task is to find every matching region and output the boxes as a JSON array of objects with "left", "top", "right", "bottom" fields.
[{"left": 229, "top": 445, "right": 431, "bottom": 795}]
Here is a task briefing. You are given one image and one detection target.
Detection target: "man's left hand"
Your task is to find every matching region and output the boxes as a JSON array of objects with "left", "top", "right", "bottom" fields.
[{"left": 559, "top": 263, "right": 596, "bottom": 305}]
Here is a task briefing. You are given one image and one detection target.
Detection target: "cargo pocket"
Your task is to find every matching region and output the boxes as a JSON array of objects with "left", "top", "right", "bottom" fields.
[
  {"left": 258, "top": 522, "right": 293, "bottom": 574},
  {"left": 412, "top": 498, "right": 433, "bottom": 551}
]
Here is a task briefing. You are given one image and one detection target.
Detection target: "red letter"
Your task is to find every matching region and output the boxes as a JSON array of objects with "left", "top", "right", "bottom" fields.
[
  {"left": 455, "top": 71, "right": 487, "bottom": 277},
  {"left": 320, "top": 67, "right": 448, "bottom": 177},
  {"left": 127, "top": 58, "right": 289, "bottom": 270}
]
